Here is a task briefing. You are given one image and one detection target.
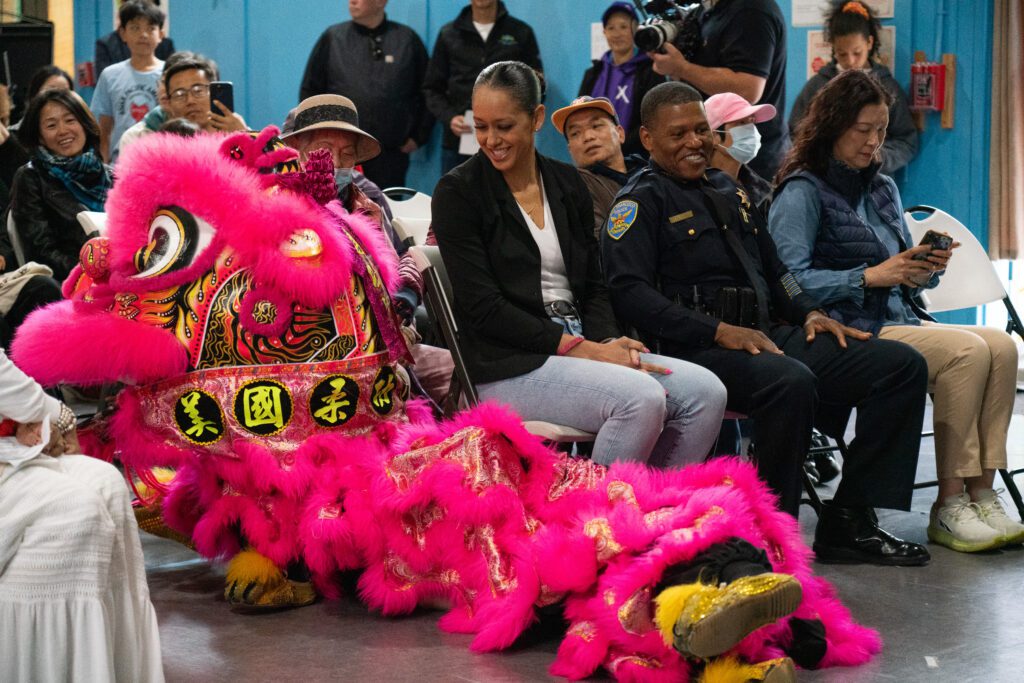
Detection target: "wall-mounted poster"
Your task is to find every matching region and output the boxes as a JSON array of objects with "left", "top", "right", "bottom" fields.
[
  {"left": 591, "top": 22, "right": 608, "bottom": 60},
  {"left": 807, "top": 25, "right": 895, "bottom": 78},
  {"left": 793, "top": 0, "right": 894, "bottom": 27}
]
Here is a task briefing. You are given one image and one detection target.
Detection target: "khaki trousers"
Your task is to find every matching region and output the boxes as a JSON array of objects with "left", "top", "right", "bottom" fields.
[{"left": 878, "top": 322, "right": 1019, "bottom": 478}]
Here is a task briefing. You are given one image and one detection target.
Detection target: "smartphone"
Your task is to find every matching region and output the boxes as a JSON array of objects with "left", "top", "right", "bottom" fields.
[
  {"left": 913, "top": 229, "right": 953, "bottom": 259},
  {"left": 209, "top": 81, "right": 234, "bottom": 115}
]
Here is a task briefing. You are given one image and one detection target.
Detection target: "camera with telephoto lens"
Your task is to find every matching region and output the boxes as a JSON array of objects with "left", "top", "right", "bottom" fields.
[{"left": 632, "top": 0, "right": 702, "bottom": 60}]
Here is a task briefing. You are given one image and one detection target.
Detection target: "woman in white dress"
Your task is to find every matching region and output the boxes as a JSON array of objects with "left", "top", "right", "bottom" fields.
[{"left": 0, "top": 347, "right": 164, "bottom": 682}]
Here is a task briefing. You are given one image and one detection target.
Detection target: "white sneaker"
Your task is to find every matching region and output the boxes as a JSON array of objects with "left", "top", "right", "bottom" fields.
[
  {"left": 974, "top": 488, "right": 1024, "bottom": 545},
  {"left": 927, "top": 493, "right": 1003, "bottom": 552}
]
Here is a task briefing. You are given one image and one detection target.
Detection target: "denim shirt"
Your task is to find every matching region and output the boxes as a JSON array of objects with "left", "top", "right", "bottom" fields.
[{"left": 769, "top": 178, "right": 937, "bottom": 327}]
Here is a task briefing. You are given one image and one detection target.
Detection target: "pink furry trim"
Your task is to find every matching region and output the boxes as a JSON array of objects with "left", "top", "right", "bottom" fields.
[
  {"left": 219, "top": 126, "right": 298, "bottom": 182},
  {"left": 105, "top": 132, "right": 354, "bottom": 310},
  {"left": 325, "top": 202, "right": 400, "bottom": 296},
  {"left": 549, "top": 624, "right": 612, "bottom": 681},
  {"left": 11, "top": 300, "right": 188, "bottom": 386},
  {"left": 238, "top": 285, "right": 294, "bottom": 337},
  {"left": 277, "top": 148, "right": 336, "bottom": 206},
  {"left": 62, "top": 265, "right": 89, "bottom": 298},
  {"left": 802, "top": 576, "right": 882, "bottom": 667},
  {"left": 109, "top": 389, "right": 194, "bottom": 470}
]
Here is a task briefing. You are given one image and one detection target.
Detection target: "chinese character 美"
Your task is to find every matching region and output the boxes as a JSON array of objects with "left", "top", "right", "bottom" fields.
[{"left": 181, "top": 391, "right": 220, "bottom": 438}]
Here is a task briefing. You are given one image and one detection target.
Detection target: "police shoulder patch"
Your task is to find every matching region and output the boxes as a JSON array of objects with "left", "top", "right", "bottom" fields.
[{"left": 606, "top": 200, "right": 639, "bottom": 240}]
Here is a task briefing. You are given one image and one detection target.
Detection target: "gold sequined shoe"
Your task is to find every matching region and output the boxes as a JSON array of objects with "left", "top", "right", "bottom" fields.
[
  {"left": 655, "top": 573, "right": 802, "bottom": 659},
  {"left": 223, "top": 549, "right": 317, "bottom": 612},
  {"left": 699, "top": 656, "right": 797, "bottom": 683}
]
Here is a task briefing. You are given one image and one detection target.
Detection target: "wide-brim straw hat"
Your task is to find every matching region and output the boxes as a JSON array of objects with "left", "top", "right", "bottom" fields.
[{"left": 281, "top": 94, "right": 381, "bottom": 164}]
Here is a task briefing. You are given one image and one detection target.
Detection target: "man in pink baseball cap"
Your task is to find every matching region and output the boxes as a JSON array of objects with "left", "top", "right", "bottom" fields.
[{"left": 704, "top": 92, "right": 777, "bottom": 213}]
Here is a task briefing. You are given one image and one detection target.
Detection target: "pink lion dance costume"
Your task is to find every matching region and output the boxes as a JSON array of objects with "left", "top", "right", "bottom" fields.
[{"left": 13, "top": 128, "right": 880, "bottom": 681}]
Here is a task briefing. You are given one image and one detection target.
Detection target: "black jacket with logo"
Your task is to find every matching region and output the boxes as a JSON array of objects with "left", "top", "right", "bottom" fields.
[{"left": 423, "top": 2, "right": 543, "bottom": 150}]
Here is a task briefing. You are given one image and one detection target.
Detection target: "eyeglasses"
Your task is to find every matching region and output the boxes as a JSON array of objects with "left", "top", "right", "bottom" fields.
[
  {"left": 169, "top": 83, "right": 210, "bottom": 102},
  {"left": 370, "top": 35, "right": 384, "bottom": 61}
]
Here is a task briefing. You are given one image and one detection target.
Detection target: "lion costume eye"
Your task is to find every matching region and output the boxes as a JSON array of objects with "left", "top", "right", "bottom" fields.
[{"left": 133, "top": 206, "right": 215, "bottom": 278}]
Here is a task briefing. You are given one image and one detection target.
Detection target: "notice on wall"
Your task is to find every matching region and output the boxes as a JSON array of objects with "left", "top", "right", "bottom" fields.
[
  {"left": 793, "top": 0, "right": 893, "bottom": 27},
  {"left": 591, "top": 22, "right": 609, "bottom": 61},
  {"left": 807, "top": 25, "right": 895, "bottom": 78},
  {"left": 458, "top": 110, "right": 479, "bottom": 156}
]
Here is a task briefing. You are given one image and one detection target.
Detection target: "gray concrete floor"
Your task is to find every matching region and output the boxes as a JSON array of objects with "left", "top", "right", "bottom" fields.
[{"left": 145, "top": 395, "right": 1024, "bottom": 683}]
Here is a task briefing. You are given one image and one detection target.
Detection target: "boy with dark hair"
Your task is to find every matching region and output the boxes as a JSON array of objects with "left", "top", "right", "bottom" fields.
[
  {"left": 94, "top": 0, "right": 176, "bottom": 77},
  {"left": 91, "top": 0, "right": 166, "bottom": 162}
]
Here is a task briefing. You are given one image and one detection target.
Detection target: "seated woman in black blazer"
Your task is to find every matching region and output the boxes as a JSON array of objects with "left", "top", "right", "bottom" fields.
[{"left": 432, "top": 61, "right": 727, "bottom": 468}]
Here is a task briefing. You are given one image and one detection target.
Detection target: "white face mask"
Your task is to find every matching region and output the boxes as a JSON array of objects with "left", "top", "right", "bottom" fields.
[{"left": 723, "top": 123, "right": 761, "bottom": 165}]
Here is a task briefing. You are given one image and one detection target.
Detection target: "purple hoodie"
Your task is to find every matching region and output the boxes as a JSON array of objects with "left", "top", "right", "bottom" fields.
[{"left": 589, "top": 49, "right": 650, "bottom": 129}]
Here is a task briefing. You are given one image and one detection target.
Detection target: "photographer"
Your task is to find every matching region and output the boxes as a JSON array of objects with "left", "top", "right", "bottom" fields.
[{"left": 643, "top": 0, "right": 788, "bottom": 179}]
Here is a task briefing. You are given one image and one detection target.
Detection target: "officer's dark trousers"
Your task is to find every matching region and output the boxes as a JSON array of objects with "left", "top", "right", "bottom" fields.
[{"left": 683, "top": 325, "right": 928, "bottom": 517}]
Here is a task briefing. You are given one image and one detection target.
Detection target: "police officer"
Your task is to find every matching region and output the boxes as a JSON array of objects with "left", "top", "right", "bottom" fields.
[{"left": 602, "top": 81, "right": 931, "bottom": 567}]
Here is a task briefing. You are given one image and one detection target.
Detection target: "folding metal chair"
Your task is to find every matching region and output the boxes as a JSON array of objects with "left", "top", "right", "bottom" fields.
[
  {"left": 408, "top": 245, "right": 595, "bottom": 445},
  {"left": 904, "top": 205, "right": 1024, "bottom": 519}
]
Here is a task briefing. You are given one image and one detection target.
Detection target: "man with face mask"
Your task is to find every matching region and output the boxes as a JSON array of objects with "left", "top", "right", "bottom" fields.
[
  {"left": 283, "top": 95, "right": 454, "bottom": 404},
  {"left": 602, "top": 82, "right": 932, "bottom": 569},
  {"left": 704, "top": 92, "right": 776, "bottom": 215}
]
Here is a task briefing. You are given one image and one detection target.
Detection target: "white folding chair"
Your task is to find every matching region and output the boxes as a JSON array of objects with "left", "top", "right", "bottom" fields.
[
  {"left": 76, "top": 211, "right": 108, "bottom": 236},
  {"left": 408, "top": 245, "right": 595, "bottom": 445},
  {"left": 905, "top": 205, "right": 1024, "bottom": 518},
  {"left": 6, "top": 211, "right": 26, "bottom": 266},
  {"left": 383, "top": 188, "right": 432, "bottom": 246},
  {"left": 392, "top": 216, "right": 432, "bottom": 247}
]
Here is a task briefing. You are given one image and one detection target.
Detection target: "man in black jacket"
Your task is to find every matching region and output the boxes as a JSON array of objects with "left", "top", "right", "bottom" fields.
[
  {"left": 300, "top": 0, "right": 432, "bottom": 189},
  {"left": 423, "top": 0, "right": 542, "bottom": 173}
]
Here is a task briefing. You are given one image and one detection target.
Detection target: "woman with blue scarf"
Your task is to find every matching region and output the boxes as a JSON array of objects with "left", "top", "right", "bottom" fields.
[{"left": 10, "top": 89, "right": 113, "bottom": 281}]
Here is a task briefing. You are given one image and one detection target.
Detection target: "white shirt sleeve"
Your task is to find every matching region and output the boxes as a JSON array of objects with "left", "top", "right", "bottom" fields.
[{"left": 0, "top": 348, "right": 60, "bottom": 424}]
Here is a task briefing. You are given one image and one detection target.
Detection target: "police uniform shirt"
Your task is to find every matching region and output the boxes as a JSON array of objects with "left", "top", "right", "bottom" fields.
[{"left": 600, "top": 164, "right": 819, "bottom": 356}]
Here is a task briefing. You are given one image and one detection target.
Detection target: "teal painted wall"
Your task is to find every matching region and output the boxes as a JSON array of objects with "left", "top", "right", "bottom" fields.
[{"left": 72, "top": 1, "right": 991, "bottom": 320}]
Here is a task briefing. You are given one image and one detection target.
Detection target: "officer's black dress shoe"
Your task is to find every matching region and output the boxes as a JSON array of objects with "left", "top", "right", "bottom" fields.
[{"left": 812, "top": 502, "right": 930, "bottom": 566}]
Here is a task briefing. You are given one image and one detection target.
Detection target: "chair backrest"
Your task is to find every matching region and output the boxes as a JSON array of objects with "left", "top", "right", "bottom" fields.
[
  {"left": 408, "top": 245, "right": 479, "bottom": 410},
  {"left": 383, "top": 187, "right": 432, "bottom": 222},
  {"left": 6, "top": 210, "right": 26, "bottom": 267},
  {"left": 904, "top": 205, "right": 1007, "bottom": 313},
  {"left": 76, "top": 211, "right": 108, "bottom": 236},
  {"left": 392, "top": 216, "right": 432, "bottom": 247}
]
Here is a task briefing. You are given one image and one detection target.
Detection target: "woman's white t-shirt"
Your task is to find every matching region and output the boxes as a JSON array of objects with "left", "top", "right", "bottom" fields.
[{"left": 516, "top": 177, "right": 574, "bottom": 305}]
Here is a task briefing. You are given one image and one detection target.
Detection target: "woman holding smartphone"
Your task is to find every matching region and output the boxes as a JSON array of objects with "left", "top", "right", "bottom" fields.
[
  {"left": 432, "top": 61, "right": 727, "bottom": 469},
  {"left": 769, "top": 70, "right": 1022, "bottom": 553}
]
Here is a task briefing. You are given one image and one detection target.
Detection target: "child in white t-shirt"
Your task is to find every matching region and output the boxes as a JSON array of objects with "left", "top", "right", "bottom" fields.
[{"left": 90, "top": 1, "right": 166, "bottom": 163}]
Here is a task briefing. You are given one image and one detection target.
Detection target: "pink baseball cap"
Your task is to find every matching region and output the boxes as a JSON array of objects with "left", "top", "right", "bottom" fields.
[{"left": 703, "top": 93, "right": 777, "bottom": 131}]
